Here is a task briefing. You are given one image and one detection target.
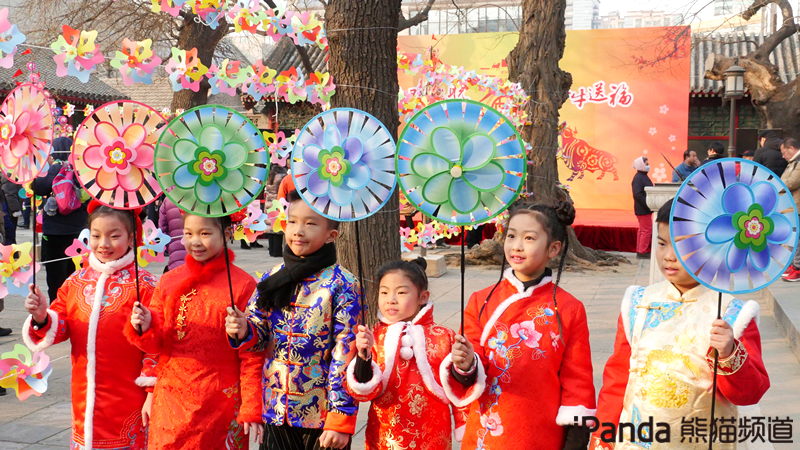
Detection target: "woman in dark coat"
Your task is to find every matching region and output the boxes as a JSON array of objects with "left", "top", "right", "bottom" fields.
[{"left": 632, "top": 156, "right": 654, "bottom": 258}]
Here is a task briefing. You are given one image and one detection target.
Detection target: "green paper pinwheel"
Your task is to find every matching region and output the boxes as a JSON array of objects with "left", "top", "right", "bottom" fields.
[{"left": 155, "top": 105, "right": 268, "bottom": 217}]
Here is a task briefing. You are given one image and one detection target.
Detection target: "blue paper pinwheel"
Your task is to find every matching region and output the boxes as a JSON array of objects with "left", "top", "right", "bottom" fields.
[
  {"left": 291, "top": 108, "right": 396, "bottom": 221},
  {"left": 670, "top": 158, "right": 798, "bottom": 294}
]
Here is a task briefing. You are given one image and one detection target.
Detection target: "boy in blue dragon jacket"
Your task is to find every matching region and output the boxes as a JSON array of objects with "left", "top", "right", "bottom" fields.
[{"left": 227, "top": 189, "right": 361, "bottom": 449}]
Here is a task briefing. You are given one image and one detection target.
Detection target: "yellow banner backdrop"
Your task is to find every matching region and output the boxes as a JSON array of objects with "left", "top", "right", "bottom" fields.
[{"left": 398, "top": 27, "right": 691, "bottom": 212}]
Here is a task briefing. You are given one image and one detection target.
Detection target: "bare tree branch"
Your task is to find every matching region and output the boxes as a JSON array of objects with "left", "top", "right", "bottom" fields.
[
  {"left": 398, "top": 0, "right": 435, "bottom": 31},
  {"left": 743, "top": 0, "right": 800, "bottom": 61}
]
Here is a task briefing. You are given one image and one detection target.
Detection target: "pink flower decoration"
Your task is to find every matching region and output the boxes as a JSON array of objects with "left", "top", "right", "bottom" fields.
[
  {"left": 480, "top": 412, "right": 504, "bottom": 437},
  {"left": 509, "top": 320, "right": 542, "bottom": 349},
  {"left": 83, "top": 122, "right": 153, "bottom": 191}
]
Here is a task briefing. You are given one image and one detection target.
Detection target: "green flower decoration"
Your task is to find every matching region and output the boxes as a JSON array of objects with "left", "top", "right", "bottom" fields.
[
  {"left": 317, "top": 146, "right": 351, "bottom": 187},
  {"left": 732, "top": 204, "right": 774, "bottom": 253}
]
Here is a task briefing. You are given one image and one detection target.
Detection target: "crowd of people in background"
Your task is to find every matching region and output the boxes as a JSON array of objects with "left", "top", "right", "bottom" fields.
[{"left": 632, "top": 132, "right": 800, "bottom": 281}]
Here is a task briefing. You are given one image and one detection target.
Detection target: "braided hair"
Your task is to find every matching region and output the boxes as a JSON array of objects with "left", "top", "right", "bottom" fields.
[{"left": 478, "top": 200, "right": 576, "bottom": 342}]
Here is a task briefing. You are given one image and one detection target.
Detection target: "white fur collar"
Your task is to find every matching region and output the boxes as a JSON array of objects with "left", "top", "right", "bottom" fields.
[
  {"left": 88, "top": 250, "right": 135, "bottom": 275},
  {"left": 503, "top": 267, "right": 553, "bottom": 294},
  {"left": 84, "top": 248, "right": 135, "bottom": 450}
]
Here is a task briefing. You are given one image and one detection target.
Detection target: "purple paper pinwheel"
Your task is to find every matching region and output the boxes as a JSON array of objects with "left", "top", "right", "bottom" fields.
[
  {"left": 291, "top": 108, "right": 396, "bottom": 221},
  {"left": 670, "top": 158, "right": 798, "bottom": 294}
]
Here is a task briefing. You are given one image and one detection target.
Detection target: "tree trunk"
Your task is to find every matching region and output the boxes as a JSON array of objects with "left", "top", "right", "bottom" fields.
[
  {"left": 506, "top": 0, "right": 597, "bottom": 263},
  {"left": 325, "top": 0, "right": 402, "bottom": 325},
  {"left": 170, "top": 13, "right": 228, "bottom": 110}
]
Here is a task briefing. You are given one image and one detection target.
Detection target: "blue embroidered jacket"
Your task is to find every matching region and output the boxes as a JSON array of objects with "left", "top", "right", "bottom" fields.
[{"left": 234, "top": 263, "right": 361, "bottom": 434}]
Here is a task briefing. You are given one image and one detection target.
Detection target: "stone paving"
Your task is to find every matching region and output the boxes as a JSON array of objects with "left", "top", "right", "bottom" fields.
[{"left": 1, "top": 229, "right": 798, "bottom": 449}]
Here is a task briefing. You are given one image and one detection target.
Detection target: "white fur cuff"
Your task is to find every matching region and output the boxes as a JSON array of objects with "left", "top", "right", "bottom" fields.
[
  {"left": 22, "top": 309, "right": 59, "bottom": 353},
  {"left": 732, "top": 300, "right": 760, "bottom": 340},
  {"left": 346, "top": 357, "right": 383, "bottom": 396},
  {"left": 454, "top": 424, "right": 465, "bottom": 442},
  {"left": 439, "top": 353, "right": 486, "bottom": 408},
  {"left": 135, "top": 376, "right": 156, "bottom": 388},
  {"left": 555, "top": 404, "right": 597, "bottom": 426}
]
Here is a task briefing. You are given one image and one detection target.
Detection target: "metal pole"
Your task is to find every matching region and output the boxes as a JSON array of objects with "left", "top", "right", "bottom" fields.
[{"left": 728, "top": 97, "right": 737, "bottom": 157}]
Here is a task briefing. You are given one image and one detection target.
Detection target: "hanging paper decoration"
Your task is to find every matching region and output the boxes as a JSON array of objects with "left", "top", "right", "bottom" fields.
[
  {"left": 260, "top": 6, "right": 292, "bottom": 41},
  {"left": 397, "top": 99, "right": 526, "bottom": 226},
  {"left": 72, "top": 101, "right": 166, "bottom": 209},
  {"left": 208, "top": 59, "right": 245, "bottom": 96},
  {"left": 288, "top": 11, "right": 325, "bottom": 48},
  {"left": 276, "top": 67, "right": 308, "bottom": 104},
  {"left": 227, "top": 0, "right": 267, "bottom": 33},
  {"left": 155, "top": 105, "right": 269, "bottom": 217},
  {"left": 149, "top": 0, "right": 188, "bottom": 16},
  {"left": 291, "top": 108, "right": 397, "bottom": 221},
  {"left": 0, "top": 344, "right": 53, "bottom": 401},
  {"left": 137, "top": 219, "right": 172, "bottom": 267},
  {"left": 0, "top": 241, "right": 39, "bottom": 297},
  {"left": 306, "top": 72, "right": 336, "bottom": 106},
  {"left": 0, "top": 8, "right": 25, "bottom": 69},
  {"left": 83, "top": 105, "right": 94, "bottom": 116},
  {"left": 110, "top": 38, "right": 163, "bottom": 86},
  {"left": 263, "top": 129, "right": 296, "bottom": 167},
  {"left": 241, "top": 61, "right": 277, "bottom": 101},
  {"left": 50, "top": 26, "right": 105, "bottom": 83},
  {"left": 165, "top": 47, "right": 208, "bottom": 93},
  {"left": 232, "top": 202, "right": 269, "bottom": 243},
  {"left": 65, "top": 228, "right": 91, "bottom": 271},
  {"left": 670, "top": 159, "right": 799, "bottom": 294},
  {"left": 265, "top": 198, "right": 288, "bottom": 233},
  {"left": 192, "top": 0, "right": 226, "bottom": 29},
  {"left": 0, "top": 83, "right": 53, "bottom": 185}
]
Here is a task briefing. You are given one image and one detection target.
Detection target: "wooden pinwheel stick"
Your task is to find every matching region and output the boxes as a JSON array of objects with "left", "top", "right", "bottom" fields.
[
  {"left": 131, "top": 210, "right": 143, "bottom": 337},
  {"left": 221, "top": 231, "right": 238, "bottom": 347},
  {"left": 460, "top": 226, "right": 466, "bottom": 336},
  {"left": 708, "top": 291, "right": 723, "bottom": 450}
]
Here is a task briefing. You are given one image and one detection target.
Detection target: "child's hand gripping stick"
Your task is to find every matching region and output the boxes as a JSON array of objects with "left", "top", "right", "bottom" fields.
[
  {"left": 355, "top": 325, "right": 373, "bottom": 360},
  {"left": 226, "top": 306, "right": 249, "bottom": 341}
]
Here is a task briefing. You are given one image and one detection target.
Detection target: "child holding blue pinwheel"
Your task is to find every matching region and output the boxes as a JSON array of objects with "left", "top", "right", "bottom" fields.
[{"left": 590, "top": 199, "right": 770, "bottom": 450}]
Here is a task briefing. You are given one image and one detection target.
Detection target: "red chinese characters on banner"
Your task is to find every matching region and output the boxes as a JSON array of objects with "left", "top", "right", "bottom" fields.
[{"left": 569, "top": 81, "right": 634, "bottom": 109}]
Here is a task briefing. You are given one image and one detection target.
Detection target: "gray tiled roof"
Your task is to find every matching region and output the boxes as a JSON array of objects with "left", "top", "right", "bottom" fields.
[
  {"left": 691, "top": 32, "right": 800, "bottom": 94},
  {"left": 263, "top": 37, "right": 327, "bottom": 76},
  {"left": 0, "top": 49, "right": 127, "bottom": 103}
]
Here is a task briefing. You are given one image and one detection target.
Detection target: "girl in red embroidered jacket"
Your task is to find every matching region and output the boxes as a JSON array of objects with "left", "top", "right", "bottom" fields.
[
  {"left": 442, "top": 201, "right": 597, "bottom": 450},
  {"left": 345, "top": 257, "right": 468, "bottom": 450},
  {"left": 23, "top": 203, "right": 157, "bottom": 450},
  {"left": 126, "top": 213, "right": 265, "bottom": 449}
]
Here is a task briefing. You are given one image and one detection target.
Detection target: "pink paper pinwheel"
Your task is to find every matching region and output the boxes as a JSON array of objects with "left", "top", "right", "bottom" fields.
[
  {"left": 305, "top": 71, "right": 336, "bottom": 106},
  {"left": 137, "top": 219, "right": 172, "bottom": 267},
  {"left": 0, "top": 83, "right": 53, "bottom": 184},
  {"left": 276, "top": 67, "right": 308, "bottom": 103},
  {"left": 72, "top": 101, "right": 165, "bottom": 209},
  {"left": 265, "top": 198, "right": 288, "bottom": 233},
  {"left": 0, "top": 241, "right": 39, "bottom": 297},
  {"left": 50, "top": 25, "right": 105, "bottom": 83},
  {"left": 228, "top": 0, "right": 267, "bottom": 33},
  {"left": 242, "top": 61, "right": 277, "bottom": 101},
  {"left": 65, "top": 229, "right": 90, "bottom": 271},
  {"left": 233, "top": 202, "right": 270, "bottom": 243},
  {"left": 150, "top": 0, "right": 189, "bottom": 17},
  {"left": 110, "top": 38, "right": 163, "bottom": 86},
  {"left": 261, "top": 6, "right": 292, "bottom": 41},
  {"left": 0, "top": 344, "right": 53, "bottom": 401},
  {"left": 0, "top": 8, "right": 26, "bottom": 69},
  {"left": 263, "top": 130, "right": 293, "bottom": 167},
  {"left": 165, "top": 47, "right": 208, "bottom": 92}
]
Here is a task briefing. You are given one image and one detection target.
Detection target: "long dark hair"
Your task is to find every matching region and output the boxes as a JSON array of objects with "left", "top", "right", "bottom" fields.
[{"left": 478, "top": 200, "right": 576, "bottom": 341}]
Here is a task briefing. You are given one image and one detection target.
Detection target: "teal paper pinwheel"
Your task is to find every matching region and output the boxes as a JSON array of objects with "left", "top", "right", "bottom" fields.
[
  {"left": 155, "top": 105, "right": 269, "bottom": 217},
  {"left": 671, "top": 158, "right": 798, "bottom": 294},
  {"left": 397, "top": 99, "right": 526, "bottom": 226}
]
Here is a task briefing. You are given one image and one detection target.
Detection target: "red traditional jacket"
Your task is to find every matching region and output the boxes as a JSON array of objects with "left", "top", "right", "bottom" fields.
[
  {"left": 590, "top": 283, "right": 770, "bottom": 450},
  {"left": 23, "top": 251, "right": 157, "bottom": 450},
  {"left": 442, "top": 268, "right": 597, "bottom": 450},
  {"left": 125, "top": 250, "right": 264, "bottom": 450},
  {"left": 345, "top": 303, "right": 468, "bottom": 450}
]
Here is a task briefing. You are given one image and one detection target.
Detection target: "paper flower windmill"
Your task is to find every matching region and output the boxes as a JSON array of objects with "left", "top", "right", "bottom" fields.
[
  {"left": 137, "top": 219, "right": 172, "bottom": 267},
  {"left": 65, "top": 229, "right": 91, "bottom": 271},
  {"left": 670, "top": 159, "right": 799, "bottom": 294},
  {"left": 72, "top": 101, "right": 165, "bottom": 209},
  {"left": 242, "top": 61, "right": 277, "bottom": 101},
  {"left": 50, "top": 25, "right": 105, "bottom": 83},
  {"left": 233, "top": 202, "right": 270, "bottom": 243},
  {"left": 0, "top": 344, "right": 52, "bottom": 401},
  {"left": 208, "top": 59, "right": 245, "bottom": 96},
  {"left": 228, "top": 0, "right": 267, "bottom": 33},
  {"left": 165, "top": 47, "right": 208, "bottom": 93},
  {"left": 291, "top": 108, "right": 397, "bottom": 221},
  {"left": 155, "top": 105, "right": 269, "bottom": 217},
  {"left": 0, "top": 241, "right": 39, "bottom": 297},
  {"left": 0, "top": 8, "right": 26, "bottom": 69},
  {"left": 110, "top": 38, "right": 163, "bottom": 86},
  {"left": 0, "top": 83, "right": 53, "bottom": 185},
  {"left": 396, "top": 99, "right": 526, "bottom": 226}
]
